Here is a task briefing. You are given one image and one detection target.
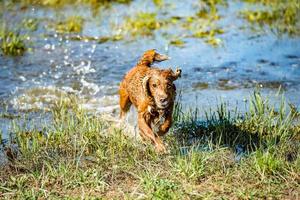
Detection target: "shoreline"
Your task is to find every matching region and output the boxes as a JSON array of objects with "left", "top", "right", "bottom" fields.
[{"left": 0, "top": 91, "right": 299, "bottom": 199}]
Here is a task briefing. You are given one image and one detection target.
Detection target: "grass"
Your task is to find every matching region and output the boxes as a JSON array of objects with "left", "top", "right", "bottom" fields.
[
  {"left": 116, "top": 12, "right": 163, "bottom": 37},
  {"left": 22, "top": 18, "right": 38, "bottom": 32},
  {"left": 53, "top": 16, "right": 84, "bottom": 34},
  {"left": 240, "top": 0, "right": 300, "bottom": 35},
  {"left": 108, "top": 0, "right": 227, "bottom": 46},
  {"left": 169, "top": 38, "right": 186, "bottom": 48},
  {"left": 0, "top": 92, "right": 299, "bottom": 199},
  {"left": 14, "top": 0, "right": 132, "bottom": 7},
  {"left": 182, "top": 0, "right": 226, "bottom": 46},
  {"left": 0, "top": 28, "right": 27, "bottom": 56},
  {"left": 1, "top": 0, "right": 298, "bottom": 50}
]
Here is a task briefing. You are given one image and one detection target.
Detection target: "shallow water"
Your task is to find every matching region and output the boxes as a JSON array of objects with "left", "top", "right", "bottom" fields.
[{"left": 1, "top": 0, "right": 300, "bottom": 139}]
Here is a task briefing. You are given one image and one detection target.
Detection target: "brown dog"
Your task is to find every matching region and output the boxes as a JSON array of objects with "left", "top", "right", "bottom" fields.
[{"left": 119, "top": 49, "right": 181, "bottom": 152}]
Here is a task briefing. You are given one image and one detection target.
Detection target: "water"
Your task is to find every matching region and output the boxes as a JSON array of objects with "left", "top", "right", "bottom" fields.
[{"left": 1, "top": 0, "right": 300, "bottom": 139}]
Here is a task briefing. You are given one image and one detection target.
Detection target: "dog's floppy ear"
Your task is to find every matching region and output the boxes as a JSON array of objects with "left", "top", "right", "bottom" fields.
[
  {"left": 142, "top": 76, "right": 151, "bottom": 97},
  {"left": 169, "top": 68, "right": 182, "bottom": 81}
]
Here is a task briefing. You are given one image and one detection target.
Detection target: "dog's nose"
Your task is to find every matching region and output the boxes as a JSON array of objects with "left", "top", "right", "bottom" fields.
[{"left": 160, "top": 97, "right": 168, "bottom": 104}]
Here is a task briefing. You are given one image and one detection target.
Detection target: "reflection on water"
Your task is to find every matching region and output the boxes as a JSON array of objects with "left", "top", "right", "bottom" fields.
[{"left": 0, "top": 0, "right": 300, "bottom": 139}]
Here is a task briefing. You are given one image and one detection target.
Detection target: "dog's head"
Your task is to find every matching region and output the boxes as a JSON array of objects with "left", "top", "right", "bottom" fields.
[
  {"left": 138, "top": 49, "right": 169, "bottom": 66},
  {"left": 143, "top": 68, "right": 181, "bottom": 109}
]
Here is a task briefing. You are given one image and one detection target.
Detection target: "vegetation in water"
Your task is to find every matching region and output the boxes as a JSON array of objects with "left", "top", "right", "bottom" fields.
[
  {"left": 0, "top": 0, "right": 299, "bottom": 53},
  {"left": 22, "top": 18, "right": 38, "bottom": 32},
  {"left": 0, "top": 28, "right": 27, "bottom": 56},
  {"left": 180, "top": 0, "right": 226, "bottom": 46},
  {"left": 52, "top": 16, "right": 84, "bottom": 34},
  {"left": 13, "top": 0, "right": 132, "bottom": 7},
  {"left": 116, "top": 12, "right": 163, "bottom": 37},
  {"left": 0, "top": 92, "right": 299, "bottom": 199},
  {"left": 152, "top": 0, "right": 164, "bottom": 7},
  {"left": 112, "top": 0, "right": 226, "bottom": 46},
  {"left": 169, "top": 38, "right": 186, "bottom": 48},
  {"left": 197, "top": 0, "right": 227, "bottom": 20},
  {"left": 240, "top": 0, "right": 300, "bottom": 35}
]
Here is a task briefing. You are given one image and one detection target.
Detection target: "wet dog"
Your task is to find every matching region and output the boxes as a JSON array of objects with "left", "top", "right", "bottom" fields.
[{"left": 119, "top": 49, "right": 181, "bottom": 152}]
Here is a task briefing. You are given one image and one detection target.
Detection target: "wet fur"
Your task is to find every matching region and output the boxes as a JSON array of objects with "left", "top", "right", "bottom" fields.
[{"left": 119, "top": 49, "right": 181, "bottom": 152}]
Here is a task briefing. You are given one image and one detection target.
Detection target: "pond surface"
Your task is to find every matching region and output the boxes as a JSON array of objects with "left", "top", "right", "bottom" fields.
[{"left": 1, "top": 0, "right": 300, "bottom": 139}]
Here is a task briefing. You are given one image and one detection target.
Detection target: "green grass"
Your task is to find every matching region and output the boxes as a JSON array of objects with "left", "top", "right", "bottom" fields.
[
  {"left": 169, "top": 38, "right": 186, "bottom": 48},
  {"left": 116, "top": 12, "right": 163, "bottom": 37},
  {"left": 53, "top": 16, "right": 84, "bottom": 34},
  {"left": 2, "top": 0, "right": 298, "bottom": 50},
  {"left": 14, "top": 0, "right": 132, "bottom": 7},
  {"left": 181, "top": 0, "right": 227, "bottom": 47},
  {"left": 22, "top": 18, "right": 38, "bottom": 32},
  {"left": 0, "top": 28, "right": 27, "bottom": 56},
  {"left": 240, "top": 0, "right": 300, "bottom": 35},
  {"left": 0, "top": 92, "right": 299, "bottom": 199}
]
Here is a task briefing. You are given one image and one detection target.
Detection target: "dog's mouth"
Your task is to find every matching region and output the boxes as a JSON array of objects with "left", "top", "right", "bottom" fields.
[{"left": 156, "top": 101, "right": 169, "bottom": 109}]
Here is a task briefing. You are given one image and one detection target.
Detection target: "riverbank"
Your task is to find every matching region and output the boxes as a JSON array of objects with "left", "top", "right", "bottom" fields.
[{"left": 0, "top": 92, "right": 299, "bottom": 199}]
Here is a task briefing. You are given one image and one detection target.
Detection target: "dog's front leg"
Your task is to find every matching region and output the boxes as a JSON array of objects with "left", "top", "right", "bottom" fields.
[
  {"left": 157, "top": 115, "right": 172, "bottom": 136},
  {"left": 137, "top": 112, "right": 166, "bottom": 152}
]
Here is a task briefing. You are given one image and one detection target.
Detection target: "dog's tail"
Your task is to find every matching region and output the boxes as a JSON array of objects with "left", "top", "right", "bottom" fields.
[{"left": 137, "top": 49, "right": 169, "bottom": 67}]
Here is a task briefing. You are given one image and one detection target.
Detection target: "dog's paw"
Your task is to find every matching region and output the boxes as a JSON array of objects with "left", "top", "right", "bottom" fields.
[{"left": 155, "top": 143, "right": 167, "bottom": 154}]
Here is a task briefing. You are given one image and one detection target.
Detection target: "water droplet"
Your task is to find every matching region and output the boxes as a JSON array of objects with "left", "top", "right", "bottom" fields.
[
  {"left": 45, "top": 44, "right": 51, "bottom": 50},
  {"left": 19, "top": 76, "right": 26, "bottom": 81}
]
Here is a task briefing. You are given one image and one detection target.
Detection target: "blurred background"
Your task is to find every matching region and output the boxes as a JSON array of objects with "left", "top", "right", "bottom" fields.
[{"left": 0, "top": 0, "right": 299, "bottom": 138}]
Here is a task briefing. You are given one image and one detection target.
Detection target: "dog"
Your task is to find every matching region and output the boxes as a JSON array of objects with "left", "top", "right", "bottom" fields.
[{"left": 119, "top": 49, "right": 181, "bottom": 152}]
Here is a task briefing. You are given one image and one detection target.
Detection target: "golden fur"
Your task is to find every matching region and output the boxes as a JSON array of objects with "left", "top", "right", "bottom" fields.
[{"left": 119, "top": 49, "right": 181, "bottom": 152}]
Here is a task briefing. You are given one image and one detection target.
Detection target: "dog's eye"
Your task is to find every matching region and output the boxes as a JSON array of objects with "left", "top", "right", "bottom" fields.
[{"left": 152, "top": 84, "right": 157, "bottom": 88}]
